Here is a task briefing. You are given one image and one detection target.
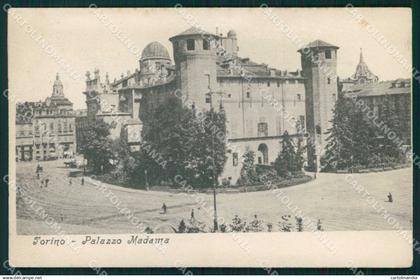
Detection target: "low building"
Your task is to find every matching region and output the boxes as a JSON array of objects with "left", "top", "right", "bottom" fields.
[
  {"left": 341, "top": 49, "right": 411, "bottom": 146},
  {"left": 344, "top": 78, "right": 411, "bottom": 145}
]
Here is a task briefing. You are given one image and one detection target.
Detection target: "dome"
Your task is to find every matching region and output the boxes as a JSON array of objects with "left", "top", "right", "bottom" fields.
[
  {"left": 141, "top": 41, "right": 170, "bottom": 61},
  {"left": 227, "top": 29, "right": 237, "bottom": 38}
]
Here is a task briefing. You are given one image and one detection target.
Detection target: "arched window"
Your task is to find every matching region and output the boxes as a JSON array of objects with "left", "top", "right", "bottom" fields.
[{"left": 257, "top": 143, "right": 269, "bottom": 164}]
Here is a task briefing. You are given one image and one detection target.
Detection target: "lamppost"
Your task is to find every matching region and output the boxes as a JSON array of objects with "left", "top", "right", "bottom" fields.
[
  {"left": 145, "top": 169, "right": 149, "bottom": 191},
  {"left": 204, "top": 73, "right": 224, "bottom": 232}
]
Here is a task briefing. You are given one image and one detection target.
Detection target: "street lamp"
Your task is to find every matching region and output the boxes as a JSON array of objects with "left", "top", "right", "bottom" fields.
[
  {"left": 204, "top": 73, "right": 224, "bottom": 232},
  {"left": 205, "top": 91, "right": 218, "bottom": 232},
  {"left": 145, "top": 169, "right": 149, "bottom": 191}
]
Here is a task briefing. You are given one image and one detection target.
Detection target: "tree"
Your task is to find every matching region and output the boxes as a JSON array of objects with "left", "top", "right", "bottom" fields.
[
  {"left": 80, "top": 118, "right": 113, "bottom": 174},
  {"left": 141, "top": 95, "right": 190, "bottom": 185},
  {"left": 378, "top": 95, "right": 403, "bottom": 163},
  {"left": 349, "top": 108, "right": 376, "bottom": 168},
  {"left": 135, "top": 96, "right": 227, "bottom": 188},
  {"left": 294, "top": 137, "right": 306, "bottom": 173},
  {"left": 274, "top": 131, "right": 302, "bottom": 177},
  {"left": 237, "top": 148, "right": 259, "bottom": 185},
  {"left": 181, "top": 108, "right": 227, "bottom": 187},
  {"left": 321, "top": 93, "right": 354, "bottom": 171}
]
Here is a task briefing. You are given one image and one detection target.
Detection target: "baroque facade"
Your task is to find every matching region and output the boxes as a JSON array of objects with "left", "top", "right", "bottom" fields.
[
  {"left": 15, "top": 74, "right": 76, "bottom": 161},
  {"left": 84, "top": 27, "right": 340, "bottom": 183}
]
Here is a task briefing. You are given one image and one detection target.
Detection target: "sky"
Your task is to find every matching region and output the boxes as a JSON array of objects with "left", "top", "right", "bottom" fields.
[{"left": 9, "top": 7, "right": 411, "bottom": 109}]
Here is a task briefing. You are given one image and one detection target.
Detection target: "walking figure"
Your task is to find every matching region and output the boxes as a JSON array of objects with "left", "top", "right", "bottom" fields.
[
  {"left": 191, "top": 209, "right": 195, "bottom": 219},
  {"left": 44, "top": 178, "right": 49, "bottom": 188},
  {"left": 36, "top": 163, "right": 42, "bottom": 179},
  {"left": 69, "top": 178, "right": 72, "bottom": 185},
  {"left": 388, "top": 192, "right": 393, "bottom": 203},
  {"left": 81, "top": 177, "right": 85, "bottom": 186},
  {"left": 40, "top": 179, "right": 44, "bottom": 189},
  {"left": 162, "top": 203, "right": 167, "bottom": 214}
]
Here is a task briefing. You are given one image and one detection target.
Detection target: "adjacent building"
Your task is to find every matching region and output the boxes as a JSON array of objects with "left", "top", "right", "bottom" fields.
[
  {"left": 15, "top": 74, "right": 76, "bottom": 161},
  {"left": 342, "top": 49, "right": 411, "bottom": 145}
]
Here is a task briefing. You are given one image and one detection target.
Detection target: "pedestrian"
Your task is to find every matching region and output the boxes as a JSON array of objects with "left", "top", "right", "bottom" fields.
[
  {"left": 45, "top": 178, "right": 49, "bottom": 188},
  {"left": 388, "top": 192, "right": 393, "bottom": 203},
  {"left": 191, "top": 209, "right": 195, "bottom": 219},
  {"left": 40, "top": 179, "right": 44, "bottom": 189},
  {"left": 69, "top": 178, "right": 72, "bottom": 185},
  {"left": 162, "top": 203, "right": 167, "bottom": 214},
  {"left": 81, "top": 177, "right": 85, "bottom": 186}
]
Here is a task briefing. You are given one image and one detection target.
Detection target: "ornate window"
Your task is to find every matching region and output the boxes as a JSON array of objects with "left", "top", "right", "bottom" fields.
[{"left": 257, "top": 122, "right": 268, "bottom": 137}]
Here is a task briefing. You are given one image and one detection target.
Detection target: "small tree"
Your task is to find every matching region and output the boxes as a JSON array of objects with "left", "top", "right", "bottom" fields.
[
  {"left": 237, "top": 148, "right": 259, "bottom": 185},
  {"left": 274, "top": 131, "right": 301, "bottom": 177},
  {"left": 81, "top": 118, "right": 113, "bottom": 174},
  {"left": 278, "top": 214, "right": 293, "bottom": 232},
  {"left": 229, "top": 215, "right": 247, "bottom": 232},
  {"left": 246, "top": 214, "right": 264, "bottom": 232}
]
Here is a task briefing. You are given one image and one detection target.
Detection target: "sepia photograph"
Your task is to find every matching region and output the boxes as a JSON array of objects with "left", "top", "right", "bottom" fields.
[{"left": 6, "top": 6, "right": 414, "bottom": 269}]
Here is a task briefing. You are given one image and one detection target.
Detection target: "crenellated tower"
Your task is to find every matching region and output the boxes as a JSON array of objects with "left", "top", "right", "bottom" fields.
[
  {"left": 299, "top": 40, "right": 339, "bottom": 171},
  {"left": 169, "top": 27, "right": 219, "bottom": 110}
]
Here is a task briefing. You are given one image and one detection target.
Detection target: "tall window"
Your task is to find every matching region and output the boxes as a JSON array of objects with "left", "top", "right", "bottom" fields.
[
  {"left": 258, "top": 122, "right": 268, "bottom": 137},
  {"left": 232, "top": 153, "right": 238, "bottom": 166},
  {"left": 267, "top": 81, "right": 271, "bottom": 87},
  {"left": 327, "top": 77, "right": 331, "bottom": 84},
  {"left": 187, "top": 39, "right": 195, "bottom": 50},
  {"left": 276, "top": 116, "right": 282, "bottom": 136},
  {"left": 63, "top": 120, "right": 68, "bottom": 132},
  {"left": 203, "top": 39, "right": 210, "bottom": 50},
  {"left": 297, "top": 115, "right": 305, "bottom": 133},
  {"left": 325, "top": 50, "right": 332, "bottom": 59},
  {"left": 297, "top": 94, "right": 302, "bottom": 101}
]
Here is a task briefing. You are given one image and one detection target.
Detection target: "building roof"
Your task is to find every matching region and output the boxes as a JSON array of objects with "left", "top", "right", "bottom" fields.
[
  {"left": 227, "top": 29, "right": 237, "bottom": 38},
  {"left": 48, "top": 96, "right": 73, "bottom": 106},
  {"left": 216, "top": 56, "right": 303, "bottom": 79},
  {"left": 141, "top": 41, "right": 171, "bottom": 61},
  {"left": 298, "top": 40, "right": 339, "bottom": 52},
  {"left": 169, "top": 27, "right": 218, "bottom": 41},
  {"left": 345, "top": 79, "right": 411, "bottom": 98}
]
